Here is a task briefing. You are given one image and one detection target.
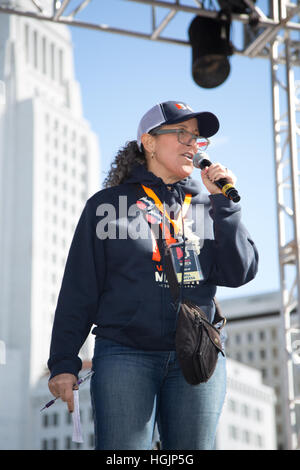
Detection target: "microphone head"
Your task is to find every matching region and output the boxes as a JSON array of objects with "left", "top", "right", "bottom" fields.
[{"left": 192, "top": 151, "right": 209, "bottom": 168}]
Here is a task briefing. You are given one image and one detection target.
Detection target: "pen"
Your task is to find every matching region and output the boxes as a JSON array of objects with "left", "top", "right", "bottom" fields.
[{"left": 40, "top": 370, "right": 94, "bottom": 412}]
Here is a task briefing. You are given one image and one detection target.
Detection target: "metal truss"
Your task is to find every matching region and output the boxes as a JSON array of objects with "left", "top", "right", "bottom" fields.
[
  {"left": 1, "top": 0, "right": 300, "bottom": 450},
  {"left": 270, "top": 0, "right": 300, "bottom": 450},
  {"left": 0, "top": 0, "right": 298, "bottom": 59}
]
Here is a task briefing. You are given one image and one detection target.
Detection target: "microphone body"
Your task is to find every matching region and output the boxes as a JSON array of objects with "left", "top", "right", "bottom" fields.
[{"left": 193, "top": 152, "right": 241, "bottom": 203}]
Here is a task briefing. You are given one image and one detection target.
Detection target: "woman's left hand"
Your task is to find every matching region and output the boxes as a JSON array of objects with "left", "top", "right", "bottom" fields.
[{"left": 200, "top": 163, "right": 237, "bottom": 196}]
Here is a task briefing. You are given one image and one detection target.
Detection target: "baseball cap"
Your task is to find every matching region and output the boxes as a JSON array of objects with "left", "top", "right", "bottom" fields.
[{"left": 137, "top": 100, "right": 219, "bottom": 150}]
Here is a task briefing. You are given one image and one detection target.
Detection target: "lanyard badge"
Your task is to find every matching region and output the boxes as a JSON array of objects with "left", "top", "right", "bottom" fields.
[{"left": 168, "top": 241, "right": 203, "bottom": 283}]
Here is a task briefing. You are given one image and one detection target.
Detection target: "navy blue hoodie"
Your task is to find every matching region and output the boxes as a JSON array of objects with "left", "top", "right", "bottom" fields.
[{"left": 47, "top": 164, "right": 258, "bottom": 378}]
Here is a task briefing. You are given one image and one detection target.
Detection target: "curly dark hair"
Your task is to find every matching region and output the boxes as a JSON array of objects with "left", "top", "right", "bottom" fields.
[{"left": 103, "top": 140, "right": 147, "bottom": 188}]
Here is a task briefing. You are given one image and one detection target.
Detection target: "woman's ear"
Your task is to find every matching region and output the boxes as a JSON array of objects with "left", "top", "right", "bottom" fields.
[{"left": 141, "top": 133, "right": 155, "bottom": 155}]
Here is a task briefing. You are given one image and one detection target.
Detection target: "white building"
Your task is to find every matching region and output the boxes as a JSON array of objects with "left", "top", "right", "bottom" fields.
[
  {"left": 0, "top": 0, "right": 100, "bottom": 449},
  {"left": 219, "top": 291, "right": 300, "bottom": 449},
  {"left": 216, "top": 358, "right": 276, "bottom": 450}
]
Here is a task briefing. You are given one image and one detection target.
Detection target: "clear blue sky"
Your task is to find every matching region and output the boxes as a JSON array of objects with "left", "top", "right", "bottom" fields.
[{"left": 67, "top": 0, "right": 278, "bottom": 300}]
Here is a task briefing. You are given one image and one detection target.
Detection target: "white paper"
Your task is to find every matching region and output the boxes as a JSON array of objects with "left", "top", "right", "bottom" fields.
[{"left": 72, "top": 389, "right": 84, "bottom": 443}]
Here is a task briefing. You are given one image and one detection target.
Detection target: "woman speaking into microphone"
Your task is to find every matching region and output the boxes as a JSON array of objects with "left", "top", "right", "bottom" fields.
[{"left": 47, "top": 100, "right": 258, "bottom": 450}]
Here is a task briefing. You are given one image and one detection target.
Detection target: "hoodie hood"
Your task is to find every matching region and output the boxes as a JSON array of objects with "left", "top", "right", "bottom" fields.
[{"left": 124, "top": 164, "right": 203, "bottom": 198}]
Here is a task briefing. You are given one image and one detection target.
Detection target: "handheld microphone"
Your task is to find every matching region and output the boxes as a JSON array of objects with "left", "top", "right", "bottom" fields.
[{"left": 193, "top": 152, "right": 241, "bottom": 203}]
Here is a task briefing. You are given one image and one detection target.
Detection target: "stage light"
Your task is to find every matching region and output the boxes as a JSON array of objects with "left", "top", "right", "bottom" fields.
[
  {"left": 217, "top": 0, "right": 256, "bottom": 14},
  {"left": 188, "top": 14, "right": 233, "bottom": 89}
]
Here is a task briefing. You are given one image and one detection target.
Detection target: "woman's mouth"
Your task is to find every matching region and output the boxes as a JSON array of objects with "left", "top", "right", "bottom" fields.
[{"left": 182, "top": 152, "right": 194, "bottom": 161}]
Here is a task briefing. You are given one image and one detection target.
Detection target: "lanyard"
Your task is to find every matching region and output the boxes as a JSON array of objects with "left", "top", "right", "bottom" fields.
[
  {"left": 141, "top": 185, "right": 192, "bottom": 262},
  {"left": 141, "top": 185, "right": 192, "bottom": 235}
]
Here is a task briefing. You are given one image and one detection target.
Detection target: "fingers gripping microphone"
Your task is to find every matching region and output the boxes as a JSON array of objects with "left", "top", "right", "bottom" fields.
[{"left": 193, "top": 152, "right": 241, "bottom": 203}]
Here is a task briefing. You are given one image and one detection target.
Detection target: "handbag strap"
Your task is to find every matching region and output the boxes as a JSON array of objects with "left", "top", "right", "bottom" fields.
[
  {"left": 156, "top": 235, "right": 181, "bottom": 302},
  {"left": 157, "top": 234, "right": 226, "bottom": 328}
]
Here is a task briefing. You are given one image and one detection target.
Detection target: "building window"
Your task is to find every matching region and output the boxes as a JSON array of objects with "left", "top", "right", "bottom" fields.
[
  {"left": 33, "top": 30, "right": 38, "bottom": 69},
  {"left": 259, "top": 330, "right": 265, "bottom": 341},
  {"left": 50, "top": 43, "right": 55, "bottom": 80},
  {"left": 254, "top": 408, "right": 263, "bottom": 422},
  {"left": 24, "top": 24, "right": 30, "bottom": 63},
  {"left": 42, "top": 414, "right": 49, "bottom": 428},
  {"left": 247, "top": 350, "right": 254, "bottom": 361},
  {"left": 260, "top": 349, "right": 266, "bottom": 359},
  {"left": 228, "top": 425, "right": 238, "bottom": 440},
  {"left": 235, "top": 334, "right": 241, "bottom": 344},
  {"left": 247, "top": 332, "right": 253, "bottom": 342},
  {"left": 53, "top": 413, "right": 59, "bottom": 426},
  {"left": 41, "top": 439, "right": 48, "bottom": 450},
  {"left": 52, "top": 438, "right": 58, "bottom": 450},
  {"left": 228, "top": 398, "right": 237, "bottom": 413},
  {"left": 59, "top": 49, "right": 64, "bottom": 84},
  {"left": 81, "top": 152, "right": 87, "bottom": 165},
  {"left": 241, "top": 403, "right": 250, "bottom": 417},
  {"left": 242, "top": 429, "right": 250, "bottom": 443},
  {"left": 42, "top": 36, "right": 47, "bottom": 74},
  {"left": 66, "top": 411, "right": 72, "bottom": 425},
  {"left": 65, "top": 436, "right": 72, "bottom": 449},
  {"left": 89, "top": 433, "right": 94, "bottom": 448},
  {"left": 255, "top": 434, "right": 263, "bottom": 448}
]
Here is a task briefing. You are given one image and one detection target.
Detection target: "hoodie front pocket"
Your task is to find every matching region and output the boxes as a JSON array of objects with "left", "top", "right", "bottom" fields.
[
  {"left": 119, "top": 299, "right": 162, "bottom": 342},
  {"left": 97, "top": 293, "right": 140, "bottom": 330}
]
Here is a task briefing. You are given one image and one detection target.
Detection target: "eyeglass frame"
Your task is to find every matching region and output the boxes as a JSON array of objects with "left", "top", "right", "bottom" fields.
[{"left": 149, "top": 128, "right": 210, "bottom": 148}]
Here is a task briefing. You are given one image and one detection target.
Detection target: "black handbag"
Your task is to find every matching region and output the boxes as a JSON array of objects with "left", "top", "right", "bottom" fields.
[{"left": 160, "top": 238, "right": 226, "bottom": 385}]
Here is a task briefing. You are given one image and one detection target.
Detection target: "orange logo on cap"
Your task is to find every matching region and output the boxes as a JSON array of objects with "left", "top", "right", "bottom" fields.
[{"left": 175, "top": 103, "right": 193, "bottom": 112}]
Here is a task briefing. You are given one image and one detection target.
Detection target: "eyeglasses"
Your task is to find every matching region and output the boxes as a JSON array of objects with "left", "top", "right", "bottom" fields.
[{"left": 150, "top": 128, "right": 210, "bottom": 151}]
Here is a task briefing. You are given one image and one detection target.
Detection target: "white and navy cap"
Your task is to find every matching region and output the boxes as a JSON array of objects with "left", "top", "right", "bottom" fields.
[{"left": 137, "top": 100, "right": 219, "bottom": 150}]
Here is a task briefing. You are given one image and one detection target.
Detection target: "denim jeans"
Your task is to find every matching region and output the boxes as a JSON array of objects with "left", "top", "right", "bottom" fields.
[{"left": 90, "top": 337, "right": 226, "bottom": 450}]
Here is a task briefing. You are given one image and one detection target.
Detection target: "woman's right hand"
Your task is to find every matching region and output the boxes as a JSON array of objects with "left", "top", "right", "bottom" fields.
[{"left": 48, "top": 373, "right": 78, "bottom": 413}]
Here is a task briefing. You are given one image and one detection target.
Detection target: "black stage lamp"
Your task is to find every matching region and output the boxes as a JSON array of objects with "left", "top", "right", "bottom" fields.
[
  {"left": 188, "top": 14, "right": 233, "bottom": 89},
  {"left": 217, "top": 0, "right": 256, "bottom": 14}
]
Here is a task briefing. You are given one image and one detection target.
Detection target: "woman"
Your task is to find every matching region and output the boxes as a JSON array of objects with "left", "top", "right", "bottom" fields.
[{"left": 47, "top": 101, "right": 258, "bottom": 450}]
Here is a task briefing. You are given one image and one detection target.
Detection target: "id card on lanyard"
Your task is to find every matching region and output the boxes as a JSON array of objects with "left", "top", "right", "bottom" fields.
[{"left": 140, "top": 185, "right": 204, "bottom": 284}]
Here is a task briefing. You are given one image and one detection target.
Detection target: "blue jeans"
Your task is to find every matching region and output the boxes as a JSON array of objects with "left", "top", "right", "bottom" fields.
[{"left": 90, "top": 337, "right": 226, "bottom": 450}]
